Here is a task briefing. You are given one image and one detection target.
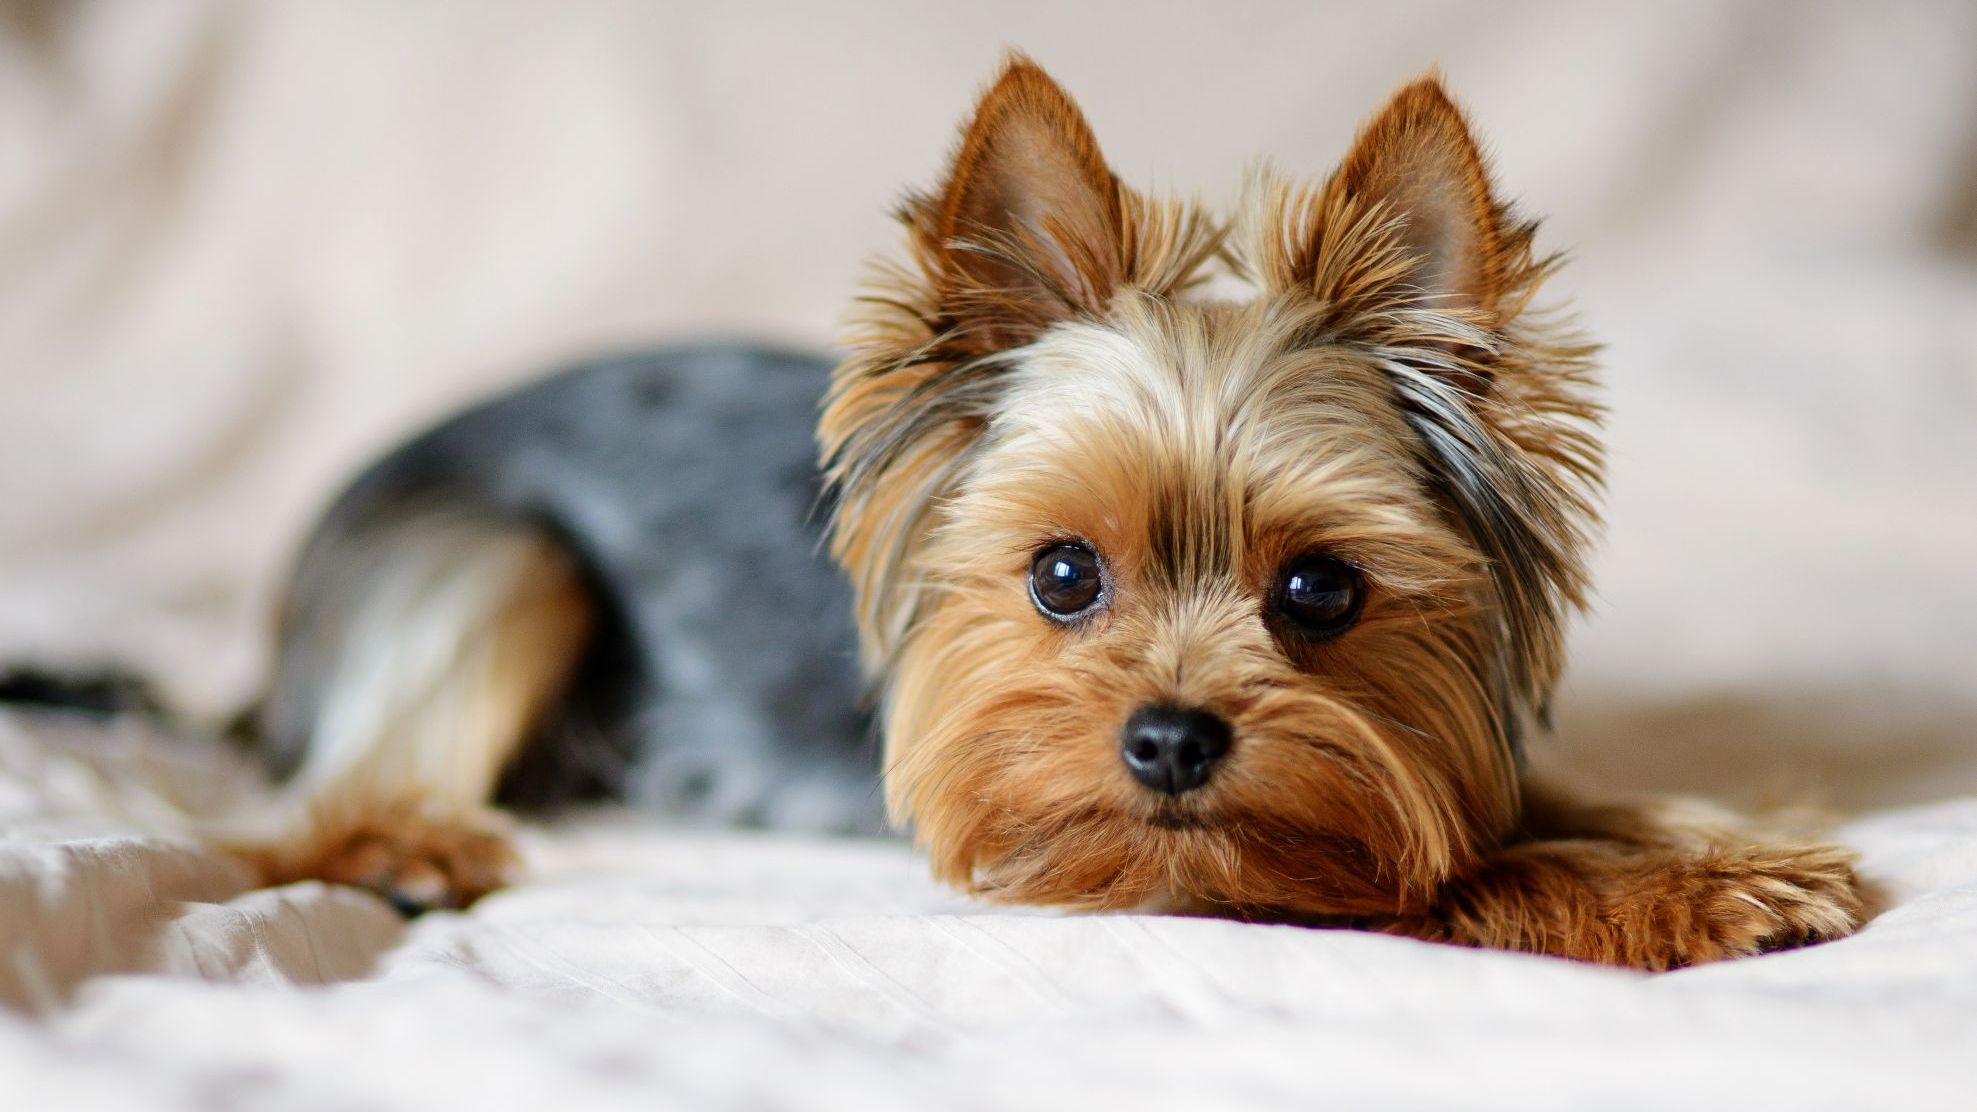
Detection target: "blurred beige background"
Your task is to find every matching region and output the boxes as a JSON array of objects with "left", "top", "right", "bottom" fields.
[{"left": 1, "top": 0, "right": 1972, "bottom": 808}]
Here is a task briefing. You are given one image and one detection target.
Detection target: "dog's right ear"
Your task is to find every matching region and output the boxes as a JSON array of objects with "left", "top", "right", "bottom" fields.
[
  {"left": 825, "top": 57, "right": 1214, "bottom": 669},
  {"left": 919, "top": 54, "right": 1130, "bottom": 351}
]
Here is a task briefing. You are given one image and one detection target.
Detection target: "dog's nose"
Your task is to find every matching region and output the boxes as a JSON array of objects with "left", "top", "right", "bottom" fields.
[{"left": 1120, "top": 705, "right": 1231, "bottom": 795}]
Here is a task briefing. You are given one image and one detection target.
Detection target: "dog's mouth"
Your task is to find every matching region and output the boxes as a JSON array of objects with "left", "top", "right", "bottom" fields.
[{"left": 1145, "top": 801, "right": 1212, "bottom": 831}]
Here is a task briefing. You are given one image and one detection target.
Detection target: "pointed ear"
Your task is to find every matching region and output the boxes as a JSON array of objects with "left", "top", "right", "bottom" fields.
[
  {"left": 1328, "top": 77, "right": 1512, "bottom": 322},
  {"left": 924, "top": 55, "right": 1129, "bottom": 349}
]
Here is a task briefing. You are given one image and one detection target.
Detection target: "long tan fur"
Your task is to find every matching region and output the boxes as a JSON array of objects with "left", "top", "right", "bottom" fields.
[{"left": 819, "top": 54, "right": 1863, "bottom": 967}]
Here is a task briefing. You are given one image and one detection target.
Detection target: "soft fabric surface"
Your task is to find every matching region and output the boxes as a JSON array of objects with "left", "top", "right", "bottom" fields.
[
  {"left": 3, "top": 712, "right": 1975, "bottom": 1110},
  {"left": 3, "top": 2, "right": 1975, "bottom": 1108}
]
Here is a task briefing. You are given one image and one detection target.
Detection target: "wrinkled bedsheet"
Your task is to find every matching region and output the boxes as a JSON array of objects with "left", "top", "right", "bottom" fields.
[{"left": 2, "top": 713, "right": 1974, "bottom": 1110}]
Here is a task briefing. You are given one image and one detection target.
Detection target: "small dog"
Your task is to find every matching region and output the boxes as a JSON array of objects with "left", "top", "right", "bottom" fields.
[{"left": 235, "top": 56, "right": 1864, "bottom": 968}]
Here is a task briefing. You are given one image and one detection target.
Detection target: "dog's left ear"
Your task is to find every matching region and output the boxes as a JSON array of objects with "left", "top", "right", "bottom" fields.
[
  {"left": 1332, "top": 77, "right": 1508, "bottom": 320},
  {"left": 1256, "top": 77, "right": 1527, "bottom": 340}
]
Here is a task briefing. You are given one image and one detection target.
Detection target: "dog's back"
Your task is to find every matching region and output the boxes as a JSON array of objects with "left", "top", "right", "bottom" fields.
[{"left": 241, "top": 344, "right": 878, "bottom": 910}]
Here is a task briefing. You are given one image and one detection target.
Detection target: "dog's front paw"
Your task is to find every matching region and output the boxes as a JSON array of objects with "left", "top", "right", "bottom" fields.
[
  {"left": 1415, "top": 835, "right": 1868, "bottom": 970},
  {"left": 1604, "top": 842, "right": 1865, "bottom": 969}
]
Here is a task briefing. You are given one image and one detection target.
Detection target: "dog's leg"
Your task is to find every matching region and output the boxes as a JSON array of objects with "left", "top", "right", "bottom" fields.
[
  {"left": 1386, "top": 780, "right": 1867, "bottom": 969},
  {"left": 222, "top": 515, "right": 592, "bottom": 913}
]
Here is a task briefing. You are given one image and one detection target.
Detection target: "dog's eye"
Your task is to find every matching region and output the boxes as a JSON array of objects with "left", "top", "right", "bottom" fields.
[
  {"left": 1275, "top": 553, "right": 1364, "bottom": 637},
  {"left": 1029, "top": 543, "right": 1104, "bottom": 619}
]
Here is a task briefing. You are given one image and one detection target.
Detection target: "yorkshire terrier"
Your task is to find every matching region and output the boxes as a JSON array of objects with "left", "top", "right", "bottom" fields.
[{"left": 224, "top": 56, "right": 1864, "bottom": 968}]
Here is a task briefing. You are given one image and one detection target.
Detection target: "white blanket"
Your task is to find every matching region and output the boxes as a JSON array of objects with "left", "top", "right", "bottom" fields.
[{"left": 2, "top": 713, "right": 1974, "bottom": 1110}]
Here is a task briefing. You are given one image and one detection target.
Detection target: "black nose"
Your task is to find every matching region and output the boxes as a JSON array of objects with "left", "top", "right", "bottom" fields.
[{"left": 1120, "top": 705, "right": 1231, "bottom": 795}]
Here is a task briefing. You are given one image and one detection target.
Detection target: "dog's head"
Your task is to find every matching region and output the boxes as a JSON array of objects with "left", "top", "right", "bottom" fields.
[{"left": 820, "top": 56, "right": 1600, "bottom": 917}]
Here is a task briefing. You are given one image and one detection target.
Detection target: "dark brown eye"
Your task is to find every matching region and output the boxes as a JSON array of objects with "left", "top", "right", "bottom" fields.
[
  {"left": 1275, "top": 553, "right": 1364, "bottom": 638},
  {"left": 1029, "top": 543, "right": 1104, "bottom": 620}
]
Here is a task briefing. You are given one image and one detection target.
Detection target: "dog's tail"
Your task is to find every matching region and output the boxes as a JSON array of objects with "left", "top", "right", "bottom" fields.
[
  {"left": 0, "top": 668, "right": 166, "bottom": 718},
  {"left": 0, "top": 511, "right": 603, "bottom": 815}
]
